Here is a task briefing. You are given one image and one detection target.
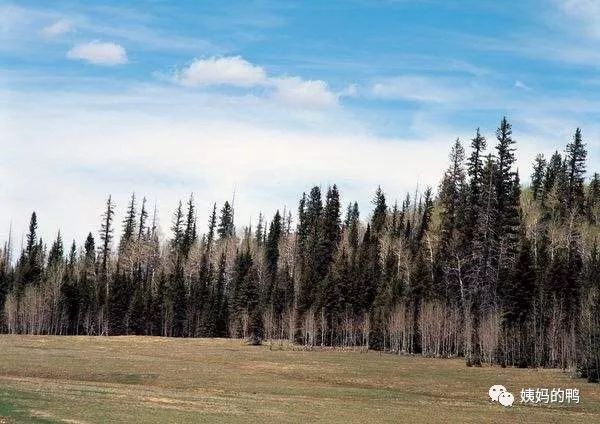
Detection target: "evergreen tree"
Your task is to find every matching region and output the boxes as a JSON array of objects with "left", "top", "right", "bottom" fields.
[
  {"left": 182, "top": 194, "right": 197, "bottom": 256},
  {"left": 99, "top": 195, "right": 115, "bottom": 277},
  {"left": 542, "top": 151, "right": 564, "bottom": 204},
  {"left": 170, "top": 201, "right": 184, "bottom": 253},
  {"left": 264, "top": 210, "right": 282, "bottom": 306},
  {"left": 371, "top": 186, "right": 387, "bottom": 235},
  {"left": 138, "top": 197, "right": 148, "bottom": 240},
  {"left": 345, "top": 202, "right": 360, "bottom": 252},
  {"left": 255, "top": 213, "right": 264, "bottom": 247},
  {"left": 213, "top": 252, "right": 229, "bottom": 337},
  {"left": 218, "top": 201, "right": 235, "bottom": 239},
  {"left": 530, "top": 154, "right": 546, "bottom": 201},
  {"left": 120, "top": 193, "right": 136, "bottom": 252},
  {"left": 416, "top": 187, "right": 433, "bottom": 244},
  {"left": 207, "top": 203, "right": 217, "bottom": 249},
  {"left": 47, "top": 231, "right": 64, "bottom": 269},
  {"left": 565, "top": 128, "right": 587, "bottom": 213}
]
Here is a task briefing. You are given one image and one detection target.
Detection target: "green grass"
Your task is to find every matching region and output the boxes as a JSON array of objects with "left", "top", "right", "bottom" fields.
[{"left": 0, "top": 336, "right": 599, "bottom": 423}]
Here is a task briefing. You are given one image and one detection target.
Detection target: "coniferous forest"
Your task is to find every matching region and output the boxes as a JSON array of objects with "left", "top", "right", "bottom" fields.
[{"left": 2, "top": 118, "right": 599, "bottom": 382}]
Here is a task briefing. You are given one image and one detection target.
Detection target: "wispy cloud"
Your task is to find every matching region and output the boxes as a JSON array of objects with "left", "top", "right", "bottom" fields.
[
  {"left": 271, "top": 77, "right": 337, "bottom": 108},
  {"left": 41, "top": 20, "right": 72, "bottom": 38},
  {"left": 67, "top": 41, "right": 128, "bottom": 65},
  {"left": 371, "top": 76, "right": 465, "bottom": 103},
  {"left": 0, "top": 84, "right": 447, "bottom": 245},
  {"left": 514, "top": 80, "right": 531, "bottom": 91},
  {"left": 554, "top": 0, "right": 600, "bottom": 39}
]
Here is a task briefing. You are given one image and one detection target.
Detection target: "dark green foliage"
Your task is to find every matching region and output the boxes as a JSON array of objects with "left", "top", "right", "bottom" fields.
[
  {"left": 530, "top": 154, "right": 546, "bottom": 201},
  {"left": 47, "top": 231, "right": 64, "bottom": 269},
  {"left": 371, "top": 186, "right": 387, "bottom": 235},
  {"left": 138, "top": 197, "right": 148, "bottom": 240},
  {"left": 182, "top": 194, "right": 197, "bottom": 256},
  {"left": 99, "top": 196, "right": 115, "bottom": 277},
  {"left": 218, "top": 201, "right": 235, "bottom": 239},
  {"left": 207, "top": 203, "right": 217, "bottom": 249},
  {"left": 120, "top": 193, "right": 137, "bottom": 252},
  {"left": 264, "top": 210, "right": 282, "bottom": 306},
  {"left": 171, "top": 201, "right": 184, "bottom": 253},
  {"left": 565, "top": 128, "right": 587, "bottom": 213}
]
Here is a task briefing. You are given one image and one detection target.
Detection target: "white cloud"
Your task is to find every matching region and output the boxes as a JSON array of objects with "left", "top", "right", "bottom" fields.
[
  {"left": 41, "top": 20, "right": 72, "bottom": 37},
  {"left": 176, "top": 56, "right": 267, "bottom": 87},
  {"left": 174, "top": 56, "right": 337, "bottom": 108},
  {"left": 339, "top": 83, "right": 359, "bottom": 98},
  {"left": 67, "top": 41, "right": 128, "bottom": 65},
  {"left": 555, "top": 0, "right": 600, "bottom": 38},
  {"left": 0, "top": 85, "right": 450, "bottom": 246},
  {"left": 371, "top": 76, "right": 461, "bottom": 103},
  {"left": 514, "top": 80, "right": 531, "bottom": 91},
  {"left": 271, "top": 77, "right": 338, "bottom": 108}
]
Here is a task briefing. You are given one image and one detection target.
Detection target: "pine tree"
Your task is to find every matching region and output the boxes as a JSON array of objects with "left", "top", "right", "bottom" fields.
[
  {"left": 47, "top": 231, "right": 64, "bottom": 268},
  {"left": 371, "top": 186, "right": 387, "bottom": 235},
  {"left": 493, "top": 118, "right": 521, "bottom": 300},
  {"left": 494, "top": 117, "right": 517, "bottom": 233},
  {"left": 138, "top": 197, "right": 148, "bottom": 240},
  {"left": 319, "top": 185, "right": 341, "bottom": 277},
  {"left": 565, "top": 128, "right": 587, "bottom": 213},
  {"left": 345, "top": 202, "right": 360, "bottom": 252},
  {"left": 120, "top": 193, "right": 136, "bottom": 252},
  {"left": 207, "top": 203, "right": 217, "bottom": 249},
  {"left": 19, "top": 212, "right": 43, "bottom": 288},
  {"left": 264, "top": 210, "right": 282, "bottom": 306},
  {"left": 182, "top": 194, "right": 197, "bottom": 256},
  {"left": 218, "top": 201, "right": 235, "bottom": 239},
  {"left": 26, "top": 212, "right": 38, "bottom": 258},
  {"left": 416, "top": 187, "right": 433, "bottom": 244},
  {"left": 170, "top": 201, "right": 184, "bottom": 253},
  {"left": 99, "top": 196, "right": 115, "bottom": 277},
  {"left": 530, "top": 154, "right": 546, "bottom": 201},
  {"left": 79, "top": 233, "right": 96, "bottom": 334},
  {"left": 542, "top": 151, "right": 563, "bottom": 201},
  {"left": 213, "top": 252, "right": 229, "bottom": 337},
  {"left": 230, "top": 249, "right": 253, "bottom": 337},
  {"left": 255, "top": 213, "right": 264, "bottom": 247},
  {"left": 297, "top": 186, "right": 323, "bottom": 315},
  {"left": 436, "top": 139, "right": 467, "bottom": 301}
]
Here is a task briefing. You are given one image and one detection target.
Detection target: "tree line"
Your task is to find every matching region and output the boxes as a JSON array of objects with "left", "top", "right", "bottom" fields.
[{"left": 1, "top": 118, "right": 599, "bottom": 381}]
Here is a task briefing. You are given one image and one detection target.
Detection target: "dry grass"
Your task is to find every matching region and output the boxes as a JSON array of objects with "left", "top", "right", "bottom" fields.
[{"left": 0, "top": 336, "right": 599, "bottom": 423}]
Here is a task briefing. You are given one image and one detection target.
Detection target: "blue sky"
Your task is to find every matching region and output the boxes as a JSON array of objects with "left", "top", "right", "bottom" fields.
[{"left": 1, "top": 0, "right": 599, "bottom": 246}]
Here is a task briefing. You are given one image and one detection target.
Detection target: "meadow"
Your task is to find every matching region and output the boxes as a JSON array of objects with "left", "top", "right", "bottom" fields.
[{"left": 0, "top": 336, "right": 599, "bottom": 423}]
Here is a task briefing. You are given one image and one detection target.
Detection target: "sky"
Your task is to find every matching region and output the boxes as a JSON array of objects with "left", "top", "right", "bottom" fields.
[{"left": 1, "top": 0, "right": 600, "bottom": 250}]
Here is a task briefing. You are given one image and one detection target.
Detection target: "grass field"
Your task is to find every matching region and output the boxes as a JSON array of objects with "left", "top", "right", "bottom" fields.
[{"left": 0, "top": 336, "right": 599, "bottom": 423}]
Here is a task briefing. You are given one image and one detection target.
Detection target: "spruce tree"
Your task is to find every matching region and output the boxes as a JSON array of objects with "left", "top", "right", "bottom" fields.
[
  {"left": 170, "top": 201, "right": 184, "bottom": 253},
  {"left": 264, "top": 210, "right": 282, "bottom": 306},
  {"left": 182, "top": 194, "right": 197, "bottom": 257},
  {"left": 120, "top": 193, "right": 136, "bottom": 252},
  {"left": 218, "top": 201, "right": 235, "bottom": 239},
  {"left": 565, "top": 128, "right": 587, "bottom": 213},
  {"left": 371, "top": 186, "right": 387, "bottom": 235},
  {"left": 138, "top": 197, "right": 148, "bottom": 240},
  {"left": 530, "top": 154, "right": 546, "bottom": 201},
  {"left": 99, "top": 195, "right": 115, "bottom": 277},
  {"left": 47, "top": 231, "right": 64, "bottom": 269},
  {"left": 207, "top": 203, "right": 217, "bottom": 249}
]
